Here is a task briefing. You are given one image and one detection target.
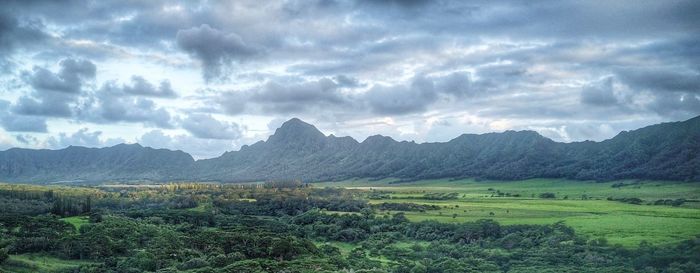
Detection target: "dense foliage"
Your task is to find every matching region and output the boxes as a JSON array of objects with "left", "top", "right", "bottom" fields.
[
  {"left": 0, "top": 116, "right": 698, "bottom": 183},
  {"left": 1, "top": 183, "right": 698, "bottom": 273}
]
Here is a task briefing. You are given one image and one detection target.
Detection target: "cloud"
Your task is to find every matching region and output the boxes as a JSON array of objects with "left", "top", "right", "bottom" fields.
[
  {"left": 85, "top": 83, "right": 174, "bottom": 128},
  {"left": 0, "top": 100, "right": 47, "bottom": 132},
  {"left": 649, "top": 92, "right": 700, "bottom": 118},
  {"left": 365, "top": 75, "right": 437, "bottom": 115},
  {"left": 205, "top": 77, "right": 354, "bottom": 116},
  {"left": 181, "top": 114, "right": 243, "bottom": 140},
  {"left": 1, "top": 115, "right": 48, "bottom": 132},
  {"left": 615, "top": 67, "right": 700, "bottom": 93},
  {"left": 363, "top": 72, "right": 476, "bottom": 115},
  {"left": 251, "top": 78, "right": 348, "bottom": 113},
  {"left": 98, "top": 97, "right": 172, "bottom": 128},
  {"left": 581, "top": 78, "right": 618, "bottom": 106},
  {"left": 14, "top": 134, "right": 39, "bottom": 145},
  {"left": 333, "top": 75, "right": 364, "bottom": 88},
  {"left": 435, "top": 72, "right": 473, "bottom": 98},
  {"left": 177, "top": 24, "right": 261, "bottom": 81},
  {"left": 1, "top": 0, "right": 699, "bottom": 148},
  {"left": 9, "top": 59, "right": 174, "bottom": 128},
  {"left": 121, "top": 76, "right": 177, "bottom": 98},
  {"left": 13, "top": 58, "right": 96, "bottom": 117},
  {"left": 0, "top": 12, "right": 47, "bottom": 69},
  {"left": 217, "top": 91, "right": 248, "bottom": 115},
  {"left": 139, "top": 130, "right": 234, "bottom": 159},
  {"left": 204, "top": 71, "right": 496, "bottom": 117},
  {"left": 12, "top": 94, "right": 74, "bottom": 117},
  {"left": 46, "top": 128, "right": 124, "bottom": 149},
  {"left": 26, "top": 58, "right": 96, "bottom": 93}
]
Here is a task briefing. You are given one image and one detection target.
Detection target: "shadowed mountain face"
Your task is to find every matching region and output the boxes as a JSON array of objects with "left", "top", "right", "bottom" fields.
[
  {"left": 0, "top": 144, "right": 194, "bottom": 183},
  {"left": 0, "top": 116, "right": 699, "bottom": 183}
]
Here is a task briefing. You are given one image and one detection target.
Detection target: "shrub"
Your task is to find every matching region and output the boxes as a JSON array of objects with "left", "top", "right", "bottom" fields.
[
  {"left": 0, "top": 248, "right": 8, "bottom": 264},
  {"left": 178, "top": 257, "right": 209, "bottom": 270},
  {"left": 539, "top": 193, "right": 556, "bottom": 199}
]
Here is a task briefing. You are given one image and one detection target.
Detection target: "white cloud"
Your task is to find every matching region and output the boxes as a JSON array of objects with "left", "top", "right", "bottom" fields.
[{"left": 0, "top": 0, "right": 696, "bottom": 153}]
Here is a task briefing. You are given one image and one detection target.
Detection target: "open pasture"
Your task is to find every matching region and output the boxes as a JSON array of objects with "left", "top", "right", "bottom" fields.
[
  {"left": 0, "top": 254, "right": 95, "bottom": 273},
  {"left": 316, "top": 178, "right": 700, "bottom": 247}
]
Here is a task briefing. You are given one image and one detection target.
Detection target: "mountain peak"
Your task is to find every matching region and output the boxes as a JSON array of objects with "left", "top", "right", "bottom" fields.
[{"left": 267, "top": 118, "right": 326, "bottom": 145}]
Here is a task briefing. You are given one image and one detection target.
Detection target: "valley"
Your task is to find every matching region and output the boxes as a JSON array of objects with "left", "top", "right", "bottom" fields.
[
  {"left": 1, "top": 178, "right": 698, "bottom": 272},
  {"left": 316, "top": 178, "right": 700, "bottom": 247}
]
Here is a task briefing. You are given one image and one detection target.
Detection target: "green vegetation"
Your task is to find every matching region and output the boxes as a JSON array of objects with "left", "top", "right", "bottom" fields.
[
  {"left": 316, "top": 178, "right": 700, "bottom": 247},
  {"left": 61, "top": 216, "right": 89, "bottom": 230},
  {"left": 0, "top": 179, "right": 698, "bottom": 272},
  {"left": 0, "top": 254, "right": 94, "bottom": 273}
]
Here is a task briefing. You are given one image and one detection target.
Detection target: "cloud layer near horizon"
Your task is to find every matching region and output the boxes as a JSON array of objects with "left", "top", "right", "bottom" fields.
[{"left": 0, "top": 0, "right": 698, "bottom": 158}]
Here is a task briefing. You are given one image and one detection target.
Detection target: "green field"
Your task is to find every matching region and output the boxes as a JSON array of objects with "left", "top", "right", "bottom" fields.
[
  {"left": 0, "top": 254, "right": 95, "bottom": 273},
  {"left": 60, "top": 216, "right": 89, "bottom": 230},
  {"left": 315, "top": 178, "right": 700, "bottom": 247}
]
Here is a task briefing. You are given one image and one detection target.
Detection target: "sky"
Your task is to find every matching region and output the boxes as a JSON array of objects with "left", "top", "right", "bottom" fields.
[{"left": 0, "top": 0, "right": 698, "bottom": 159}]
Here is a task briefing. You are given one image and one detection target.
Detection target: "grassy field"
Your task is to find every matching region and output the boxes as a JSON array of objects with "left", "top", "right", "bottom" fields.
[
  {"left": 315, "top": 178, "right": 700, "bottom": 247},
  {"left": 0, "top": 254, "right": 94, "bottom": 273},
  {"left": 60, "top": 216, "right": 89, "bottom": 230}
]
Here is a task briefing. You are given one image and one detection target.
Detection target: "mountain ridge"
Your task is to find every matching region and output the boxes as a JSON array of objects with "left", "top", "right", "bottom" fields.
[{"left": 0, "top": 115, "right": 698, "bottom": 183}]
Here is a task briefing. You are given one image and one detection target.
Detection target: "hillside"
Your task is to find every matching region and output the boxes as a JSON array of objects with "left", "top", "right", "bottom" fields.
[
  {"left": 0, "top": 144, "right": 194, "bottom": 183},
  {"left": 0, "top": 116, "right": 698, "bottom": 183}
]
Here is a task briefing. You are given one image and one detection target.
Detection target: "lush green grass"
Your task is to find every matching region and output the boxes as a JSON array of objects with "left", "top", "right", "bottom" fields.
[
  {"left": 315, "top": 178, "right": 700, "bottom": 247},
  {"left": 187, "top": 202, "right": 212, "bottom": 212},
  {"left": 317, "top": 178, "right": 700, "bottom": 200},
  {"left": 0, "top": 254, "right": 94, "bottom": 273},
  {"left": 60, "top": 216, "right": 89, "bottom": 230},
  {"left": 315, "top": 241, "right": 358, "bottom": 255}
]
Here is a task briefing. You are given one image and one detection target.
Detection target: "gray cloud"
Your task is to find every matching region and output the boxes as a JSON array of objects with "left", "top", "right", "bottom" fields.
[
  {"left": 114, "top": 76, "right": 177, "bottom": 98},
  {"left": 1, "top": 0, "right": 699, "bottom": 151},
  {"left": 206, "top": 70, "right": 511, "bottom": 117},
  {"left": 14, "top": 134, "right": 39, "bottom": 145},
  {"left": 26, "top": 59, "right": 96, "bottom": 93},
  {"left": 177, "top": 24, "right": 261, "bottom": 82},
  {"left": 85, "top": 84, "right": 174, "bottom": 128},
  {"left": 181, "top": 114, "right": 243, "bottom": 140},
  {"left": 364, "top": 72, "right": 478, "bottom": 115},
  {"left": 10, "top": 59, "right": 177, "bottom": 128},
  {"left": 0, "top": 100, "right": 47, "bottom": 132},
  {"left": 251, "top": 78, "right": 348, "bottom": 113},
  {"left": 333, "top": 75, "right": 364, "bottom": 88},
  {"left": 99, "top": 97, "right": 172, "bottom": 128},
  {"left": 207, "top": 77, "right": 354, "bottom": 116},
  {"left": 46, "top": 128, "right": 124, "bottom": 149},
  {"left": 139, "top": 130, "right": 235, "bottom": 159},
  {"left": 616, "top": 67, "right": 700, "bottom": 94},
  {"left": 581, "top": 78, "right": 618, "bottom": 106},
  {"left": 1, "top": 115, "right": 48, "bottom": 132},
  {"left": 13, "top": 58, "right": 96, "bottom": 117},
  {"left": 13, "top": 94, "right": 74, "bottom": 117},
  {"left": 649, "top": 93, "right": 700, "bottom": 118},
  {"left": 435, "top": 72, "right": 472, "bottom": 98},
  {"left": 365, "top": 75, "right": 437, "bottom": 115},
  {"left": 0, "top": 12, "right": 47, "bottom": 70}
]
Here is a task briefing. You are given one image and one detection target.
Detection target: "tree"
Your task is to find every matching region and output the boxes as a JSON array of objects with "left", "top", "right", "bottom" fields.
[
  {"left": 0, "top": 248, "right": 8, "bottom": 264},
  {"left": 539, "top": 193, "right": 556, "bottom": 199},
  {"left": 410, "top": 262, "right": 428, "bottom": 273}
]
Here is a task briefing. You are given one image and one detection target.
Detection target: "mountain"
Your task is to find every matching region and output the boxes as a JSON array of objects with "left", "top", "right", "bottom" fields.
[
  {"left": 194, "top": 116, "right": 700, "bottom": 182},
  {"left": 0, "top": 144, "right": 194, "bottom": 183},
  {"left": 0, "top": 116, "right": 698, "bottom": 183},
  {"left": 195, "top": 118, "right": 359, "bottom": 181}
]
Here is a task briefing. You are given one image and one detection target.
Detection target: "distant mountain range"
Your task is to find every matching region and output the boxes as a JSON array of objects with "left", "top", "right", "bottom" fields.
[{"left": 1, "top": 116, "right": 699, "bottom": 183}]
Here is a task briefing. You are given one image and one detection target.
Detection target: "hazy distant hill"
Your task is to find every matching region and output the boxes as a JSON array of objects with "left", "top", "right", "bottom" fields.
[
  {"left": 195, "top": 116, "right": 699, "bottom": 182},
  {"left": 0, "top": 144, "right": 194, "bottom": 183},
  {"left": 0, "top": 116, "right": 698, "bottom": 183}
]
